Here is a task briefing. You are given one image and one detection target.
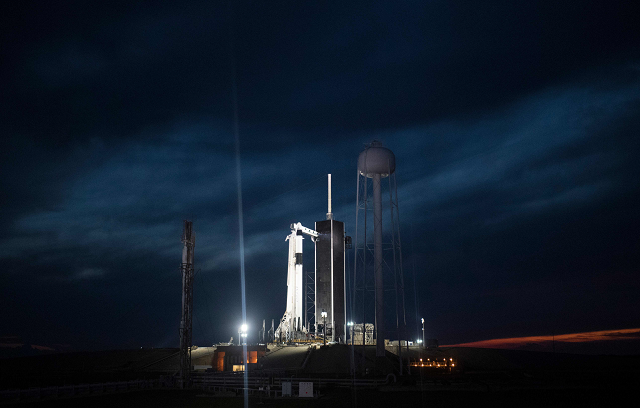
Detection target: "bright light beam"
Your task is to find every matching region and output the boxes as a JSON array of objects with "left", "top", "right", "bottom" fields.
[
  {"left": 234, "top": 98, "right": 249, "bottom": 405},
  {"left": 230, "top": 12, "right": 248, "bottom": 405}
]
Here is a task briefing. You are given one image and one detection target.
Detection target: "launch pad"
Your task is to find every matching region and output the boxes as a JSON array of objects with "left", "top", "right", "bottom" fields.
[{"left": 175, "top": 141, "right": 408, "bottom": 381}]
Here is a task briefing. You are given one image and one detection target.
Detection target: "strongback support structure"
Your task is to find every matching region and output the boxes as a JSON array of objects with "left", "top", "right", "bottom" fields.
[
  {"left": 179, "top": 220, "right": 195, "bottom": 387},
  {"left": 354, "top": 141, "right": 406, "bottom": 366}
]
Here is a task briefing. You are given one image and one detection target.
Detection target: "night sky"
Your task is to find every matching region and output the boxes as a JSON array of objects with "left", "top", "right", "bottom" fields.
[{"left": 2, "top": 1, "right": 639, "bottom": 353}]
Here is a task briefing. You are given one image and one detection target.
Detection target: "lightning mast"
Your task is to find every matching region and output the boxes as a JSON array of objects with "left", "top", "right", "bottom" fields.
[{"left": 179, "top": 220, "right": 195, "bottom": 388}]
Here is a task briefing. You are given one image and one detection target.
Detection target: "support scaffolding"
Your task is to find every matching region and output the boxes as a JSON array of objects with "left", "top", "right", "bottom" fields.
[{"left": 305, "top": 268, "right": 316, "bottom": 334}]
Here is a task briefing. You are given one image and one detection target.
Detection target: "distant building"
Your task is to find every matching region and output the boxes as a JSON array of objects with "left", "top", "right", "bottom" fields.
[
  {"left": 212, "top": 345, "right": 267, "bottom": 372},
  {"left": 351, "top": 323, "right": 375, "bottom": 345}
]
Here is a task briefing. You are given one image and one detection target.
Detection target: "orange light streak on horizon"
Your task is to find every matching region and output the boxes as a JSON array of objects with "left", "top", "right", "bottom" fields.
[{"left": 443, "top": 328, "right": 640, "bottom": 349}]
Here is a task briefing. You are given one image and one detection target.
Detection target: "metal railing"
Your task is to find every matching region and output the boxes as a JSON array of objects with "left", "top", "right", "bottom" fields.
[
  {"left": 190, "top": 373, "right": 382, "bottom": 397},
  {"left": 1, "top": 373, "right": 387, "bottom": 403},
  {"left": 0, "top": 379, "right": 164, "bottom": 403}
]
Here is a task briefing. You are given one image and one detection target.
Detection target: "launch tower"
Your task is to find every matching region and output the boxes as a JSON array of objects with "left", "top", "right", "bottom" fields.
[{"left": 315, "top": 175, "right": 346, "bottom": 342}]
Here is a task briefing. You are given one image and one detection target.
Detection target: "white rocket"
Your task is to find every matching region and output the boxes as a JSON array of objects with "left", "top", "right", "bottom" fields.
[{"left": 275, "top": 222, "right": 318, "bottom": 340}]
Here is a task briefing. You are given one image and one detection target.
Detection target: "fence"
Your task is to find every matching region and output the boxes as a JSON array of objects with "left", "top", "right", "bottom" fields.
[
  {"left": 0, "top": 379, "right": 164, "bottom": 403},
  {"left": 1, "top": 373, "right": 383, "bottom": 403}
]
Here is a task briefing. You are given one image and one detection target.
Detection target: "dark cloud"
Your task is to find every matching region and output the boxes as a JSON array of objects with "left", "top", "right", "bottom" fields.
[{"left": 1, "top": 1, "right": 639, "bottom": 351}]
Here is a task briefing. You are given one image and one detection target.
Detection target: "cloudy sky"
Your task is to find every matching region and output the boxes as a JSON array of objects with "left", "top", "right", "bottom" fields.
[{"left": 1, "top": 0, "right": 639, "bottom": 352}]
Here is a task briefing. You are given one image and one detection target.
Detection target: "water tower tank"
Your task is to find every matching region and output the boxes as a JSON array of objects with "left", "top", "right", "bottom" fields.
[{"left": 357, "top": 140, "right": 396, "bottom": 178}]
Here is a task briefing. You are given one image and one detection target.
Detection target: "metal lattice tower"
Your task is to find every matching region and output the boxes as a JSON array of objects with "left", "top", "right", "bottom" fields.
[
  {"left": 179, "top": 220, "right": 195, "bottom": 388},
  {"left": 305, "top": 267, "right": 316, "bottom": 334},
  {"left": 353, "top": 141, "right": 406, "bottom": 369}
]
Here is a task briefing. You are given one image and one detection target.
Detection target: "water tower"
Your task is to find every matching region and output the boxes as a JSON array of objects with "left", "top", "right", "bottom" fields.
[{"left": 353, "top": 141, "right": 406, "bottom": 360}]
